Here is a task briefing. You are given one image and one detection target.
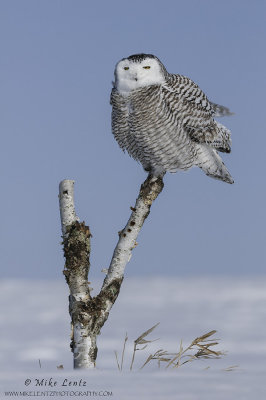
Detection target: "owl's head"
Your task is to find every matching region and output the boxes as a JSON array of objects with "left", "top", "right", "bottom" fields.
[{"left": 114, "top": 53, "right": 168, "bottom": 94}]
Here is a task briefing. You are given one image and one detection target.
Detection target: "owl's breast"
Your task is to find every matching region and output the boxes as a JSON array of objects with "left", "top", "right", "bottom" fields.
[
  {"left": 128, "top": 85, "right": 181, "bottom": 132},
  {"left": 111, "top": 85, "right": 196, "bottom": 174}
]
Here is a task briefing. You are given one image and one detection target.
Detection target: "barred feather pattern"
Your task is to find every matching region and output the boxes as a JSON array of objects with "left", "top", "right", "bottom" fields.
[{"left": 111, "top": 72, "right": 233, "bottom": 183}]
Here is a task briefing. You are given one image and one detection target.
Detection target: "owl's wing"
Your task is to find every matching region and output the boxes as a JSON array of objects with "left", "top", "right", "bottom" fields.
[{"left": 162, "top": 75, "right": 232, "bottom": 153}]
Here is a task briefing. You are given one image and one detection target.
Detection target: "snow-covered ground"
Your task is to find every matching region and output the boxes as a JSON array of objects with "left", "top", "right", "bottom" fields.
[{"left": 0, "top": 276, "right": 266, "bottom": 399}]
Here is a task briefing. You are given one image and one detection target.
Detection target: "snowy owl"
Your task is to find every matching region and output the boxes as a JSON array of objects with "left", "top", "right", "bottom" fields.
[{"left": 111, "top": 53, "right": 234, "bottom": 184}]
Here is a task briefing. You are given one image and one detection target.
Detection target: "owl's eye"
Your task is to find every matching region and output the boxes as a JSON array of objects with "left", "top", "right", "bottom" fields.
[
  {"left": 124, "top": 67, "right": 129, "bottom": 70},
  {"left": 143, "top": 66, "right": 151, "bottom": 69}
]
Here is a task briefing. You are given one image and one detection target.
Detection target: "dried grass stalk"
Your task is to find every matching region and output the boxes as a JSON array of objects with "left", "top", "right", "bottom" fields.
[{"left": 130, "top": 323, "right": 160, "bottom": 371}]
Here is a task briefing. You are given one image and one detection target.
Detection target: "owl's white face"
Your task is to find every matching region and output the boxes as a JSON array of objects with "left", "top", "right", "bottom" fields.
[{"left": 114, "top": 56, "right": 166, "bottom": 94}]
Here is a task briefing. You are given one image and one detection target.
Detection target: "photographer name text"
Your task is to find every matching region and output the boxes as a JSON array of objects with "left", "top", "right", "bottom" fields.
[{"left": 25, "top": 378, "right": 88, "bottom": 388}]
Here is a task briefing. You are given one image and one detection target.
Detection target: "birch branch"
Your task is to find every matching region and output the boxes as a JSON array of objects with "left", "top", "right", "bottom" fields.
[
  {"left": 95, "top": 174, "right": 164, "bottom": 330},
  {"left": 59, "top": 180, "right": 94, "bottom": 369}
]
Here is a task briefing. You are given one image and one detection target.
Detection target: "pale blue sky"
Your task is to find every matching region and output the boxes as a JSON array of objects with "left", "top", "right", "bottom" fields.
[{"left": 0, "top": 0, "right": 265, "bottom": 279}]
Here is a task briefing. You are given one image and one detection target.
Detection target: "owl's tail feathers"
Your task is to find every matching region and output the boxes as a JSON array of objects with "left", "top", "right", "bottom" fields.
[
  {"left": 196, "top": 144, "right": 234, "bottom": 184},
  {"left": 210, "top": 102, "right": 234, "bottom": 117}
]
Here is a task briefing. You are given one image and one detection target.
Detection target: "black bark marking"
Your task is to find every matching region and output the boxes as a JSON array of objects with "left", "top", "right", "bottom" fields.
[{"left": 140, "top": 175, "right": 164, "bottom": 206}]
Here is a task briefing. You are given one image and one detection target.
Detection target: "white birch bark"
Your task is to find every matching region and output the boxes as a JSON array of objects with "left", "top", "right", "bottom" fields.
[
  {"left": 59, "top": 180, "right": 79, "bottom": 236},
  {"left": 102, "top": 198, "right": 152, "bottom": 289}
]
